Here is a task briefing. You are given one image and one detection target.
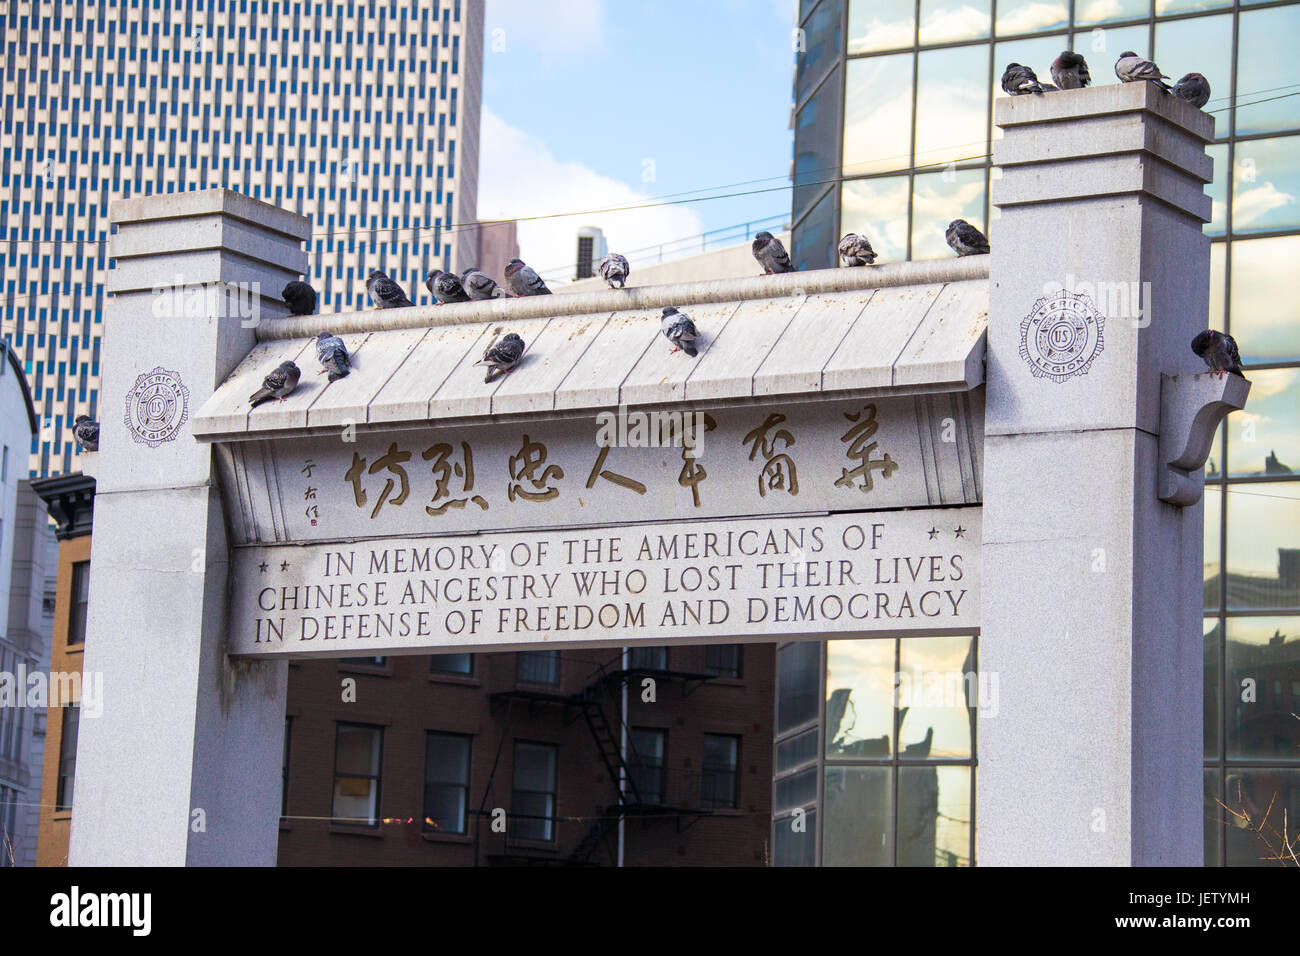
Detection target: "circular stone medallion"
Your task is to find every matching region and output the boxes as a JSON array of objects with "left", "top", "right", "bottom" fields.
[
  {"left": 124, "top": 367, "right": 190, "bottom": 447},
  {"left": 1019, "top": 291, "right": 1106, "bottom": 384}
]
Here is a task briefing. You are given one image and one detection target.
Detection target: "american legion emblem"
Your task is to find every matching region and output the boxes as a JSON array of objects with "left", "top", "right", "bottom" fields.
[
  {"left": 1019, "top": 290, "right": 1105, "bottom": 383},
  {"left": 124, "top": 367, "right": 190, "bottom": 447}
]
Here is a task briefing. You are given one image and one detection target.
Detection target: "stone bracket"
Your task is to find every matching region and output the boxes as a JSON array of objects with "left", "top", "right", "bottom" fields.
[{"left": 1158, "top": 371, "right": 1251, "bottom": 506}]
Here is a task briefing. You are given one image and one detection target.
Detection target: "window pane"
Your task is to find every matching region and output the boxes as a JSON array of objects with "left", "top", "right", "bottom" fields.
[
  {"left": 1155, "top": 15, "right": 1231, "bottom": 138},
  {"left": 1203, "top": 768, "right": 1221, "bottom": 868},
  {"left": 701, "top": 734, "right": 739, "bottom": 809},
  {"left": 705, "top": 643, "right": 741, "bottom": 678},
  {"left": 424, "top": 733, "right": 470, "bottom": 834},
  {"left": 919, "top": 0, "right": 990, "bottom": 45},
  {"left": 628, "top": 728, "right": 665, "bottom": 805},
  {"left": 773, "top": 809, "right": 817, "bottom": 866},
  {"left": 1204, "top": 484, "right": 1221, "bottom": 610},
  {"left": 1087, "top": 25, "right": 1151, "bottom": 68},
  {"left": 915, "top": 45, "right": 990, "bottom": 169},
  {"left": 794, "top": 65, "right": 842, "bottom": 218},
  {"left": 995, "top": 0, "right": 1066, "bottom": 35},
  {"left": 843, "top": 54, "right": 914, "bottom": 175},
  {"left": 335, "top": 725, "right": 381, "bottom": 776},
  {"left": 516, "top": 651, "right": 559, "bottom": 684},
  {"left": 841, "top": 175, "right": 909, "bottom": 263},
  {"left": 824, "top": 766, "right": 891, "bottom": 865},
  {"left": 512, "top": 742, "right": 557, "bottom": 841},
  {"left": 792, "top": 186, "right": 838, "bottom": 272},
  {"left": 628, "top": 646, "right": 667, "bottom": 671},
  {"left": 775, "top": 767, "right": 818, "bottom": 813},
  {"left": 847, "top": 0, "right": 914, "bottom": 54},
  {"left": 1204, "top": 617, "right": 1221, "bottom": 758},
  {"left": 898, "top": 635, "right": 975, "bottom": 758},
  {"left": 1225, "top": 617, "right": 1300, "bottom": 760},
  {"left": 1076, "top": 0, "right": 1149, "bottom": 26},
  {"left": 1227, "top": 368, "right": 1300, "bottom": 478},
  {"left": 1157, "top": 0, "right": 1230, "bottom": 13},
  {"left": 429, "top": 653, "right": 472, "bottom": 675},
  {"left": 826, "top": 638, "right": 894, "bottom": 757},
  {"left": 1229, "top": 236, "right": 1300, "bottom": 363},
  {"left": 776, "top": 727, "right": 819, "bottom": 772},
  {"left": 1222, "top": 768, "right": 1300, "bottom": 865},
  {"left": 797, "top": 0, "right": 843, "bottom": 103},
  {"left": 777, "top": 641, "right": 821, "bottom": 733},
  {"left": 1232, "top": 136, "right": 1300, "bottom": 235},
  {"left": 912, "top": 167, "right": 987, "bottom": 261},
  {"left": 514, "top": 742, "right": 557, "bottom": 790},
  {"left": 332, "top": 776, "right": 378, "bottom": 824},
  {"left": 1203, "top": 143, "right": 1228, "bottom": 237},
  {"left": 1224, "top": 483, "right": 1300, "bottom": 610},
  {"left": 1235, "top": 6, "right": 1300, "bottom": 136},
  {"left": 899, "top": 766, "right": 971, "bottom": 866},
  {"left": 69, "top": 561, "right": 89, "bottom": 645},
  {"left": 1208, "top": 242, "right": 1225, "bottom": 331},
  {"left": 56, "top": 704, "right": 79, "bottom": 811}
]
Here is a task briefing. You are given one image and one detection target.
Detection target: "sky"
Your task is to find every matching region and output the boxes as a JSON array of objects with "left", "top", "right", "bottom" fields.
[{"left": 477, "top": 0, "right": 797, "bottom": 283}]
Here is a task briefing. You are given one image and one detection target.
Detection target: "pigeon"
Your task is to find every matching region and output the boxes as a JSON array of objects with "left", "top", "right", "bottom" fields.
[
  {"left": 598, "top": 253, "right": 630, "bottom": 289},
  {"left": 1171, "top": 73, "right": 1211, "bottom": 109},
  {"left": 1050, "top": 51, "right": 1090, "bottom": 90},
  {"left": 72, "top": 415, "right": 99, "bottom": 451},
  {"left": 1191, "top": 330, "right": 1244, "bottom": 378},
  {"left": 503, "top": 258, "right": 551, "bottom": 296},
  {"left": 838, "top": 233, "right": 878, "bottom": 267},
  {"left": 1001, "top": 63, "right": 1044, "bottom": 95},
  {"left": 660, "top": 307, "right": 701, "bottom": 357},
  {"left": 426, "top": 269, "right": 471, "bottom": 304},
  {"left": 282, "top": 280, "right": 317, "bottom": 315},
  {"left": 365, "top": 269, "right": 414, "bottom": 309},
  {"left": 1115, "top": 52, "right": 1170, "bottom": 90},
  {"left": 475, "top": 332, "right": 525, "bottom": 383},
  {"left": 945, "top": 219, "right": 990, "bottom": 257},
  {"left": 315, "top": 331, "right": 351, "bottom": 381},
  {"left": 249, "top": 361, "right": 302, "bottom": 407},
  {"left": 461, "top": 266, "right": 507, "bottom": 300},
  {"left": 752, "top": 231, "right": 794, "bottom": 274}
]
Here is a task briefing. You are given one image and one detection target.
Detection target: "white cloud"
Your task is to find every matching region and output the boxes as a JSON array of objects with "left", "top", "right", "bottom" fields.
[
  {"left": 484, "top": 0, "right": 606, "bottom": 56},
  {"left": 1231, "top": 181, "right": 1296, "bottom": 229},
  {"left": 476, "top": 109, "right": 705, "bottom": 283}
]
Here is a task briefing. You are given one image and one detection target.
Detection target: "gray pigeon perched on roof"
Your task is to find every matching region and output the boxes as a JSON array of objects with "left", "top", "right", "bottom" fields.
[
  {"left": 838, "top": 233, "right": 878, "bottom": 266},
  {"left": 1001, "top": 63, "right": 1044, "bottom": 95},
  {"left": 660, "top": 307, "right": 701, "bottom": 357},
  {"left": 426, "top": 269, "right": 471, "bottom": 304},
  {"left": 73, "top": 415, "right": 99, "bottom": 451},
  {"left": 315, "top": 331, "right": 351, "bottom": 381},
  {"left": 1050, "top": 51, "right": 1090, "bottom": 90},
  {"left": 1115, "top": 52, "right": 1170, "bottom": 89},
  {"left": 504, "top": 258, "right": 551, "bottom": 296},
  {"left": 1172, "top": 72, "right": 1211, "bottom": 109},
  {"left": 461, "top": 267, "right": 507, "bottom": 300},
  {"left": 365, "top": 269, "right": 414, "bottom": 309},
  {"left": 476, "top": 332, "right": 525, "bottom": 383},
  {"left": 946, "top": 219, "right": 990, "bottom": 257},
  {"left": 1191, "top": 330, "right": 1243, "bottom": 378},
  {"left": 752, "top": 231, "right": 794, "bottom": 275},
  {"left": 282, "top": 281, "right": 317, "bottom": 315},
  {"left": 249, "top": 361, "right": 302, "bottom": 407},
  {"left": 598, "top": 253, "right": 630, "bottom": 289}
]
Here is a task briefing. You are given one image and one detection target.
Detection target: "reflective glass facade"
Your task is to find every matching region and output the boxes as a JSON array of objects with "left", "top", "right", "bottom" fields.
[
  {"left": 1, "top": 1, "right": 483, "bottom": 476},
  {"left": 791, "top": 0, "right": 1300, "bottom": 865}
]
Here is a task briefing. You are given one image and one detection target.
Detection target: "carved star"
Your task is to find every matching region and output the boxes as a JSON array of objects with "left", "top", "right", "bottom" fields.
[
  {"left": 280, "top": 561, "right": 290, "bottom": 571},
  {"left": 258, "top": 562, "right": 268, "bottom": 573},
  {"left": 953, "top": 526, "right": 966, "bottom": 539},
  {"left": 927, "top": 527, "right": 939, "bottom": 540}
]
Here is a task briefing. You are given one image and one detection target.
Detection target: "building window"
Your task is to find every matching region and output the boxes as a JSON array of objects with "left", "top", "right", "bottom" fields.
[
  {"left": 628, "top": 646, "right": 667, "bottom": 671},
  {"left": 516, "top": 651, "right": 559, "bottom": 685},
  {"left": 429, "top": 653, "right": 473, "bottom": 676},
  {"left": 628, "top": 728, "right": 666, "bottom": 805},
  {"left": 701, "top": 734, "right": 739, "bottom": 810},
  {"left": 705, "top": 644, "right": 742, "bottom": 679},
  {"left": 2, "top": 445, "right": 8, "bottom": 483},
  {"left": 68, "top": 561, "right": 89, "bottom": 645},
  {"left": 332, "top": 723, "right": 383, "bottom": 827},
  {"left": 340, "top": 656, "right": 386, "bottom": 667},
  {"left": 56, "top": 704, "right": 80, "bottom": 812},
  {"left": 510, "top": 741, "right": 557, "bottom": 842},
  {"left": 281, "top": 717, "right": 292, "bottom": 819},
  {"left": 423, "top": 732, "right": 471, "bottom": 835},
  {"left": 0, "top": 785, "right": 15, "bottom": 867}
]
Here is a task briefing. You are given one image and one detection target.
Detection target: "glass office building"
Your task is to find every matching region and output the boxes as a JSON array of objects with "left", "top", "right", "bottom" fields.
[
  {"left": 1, "top": 0, "right": 483, "bottom": 476},
  {"left": 788, "top": 0, "right": 1299, "bottom": 865}
]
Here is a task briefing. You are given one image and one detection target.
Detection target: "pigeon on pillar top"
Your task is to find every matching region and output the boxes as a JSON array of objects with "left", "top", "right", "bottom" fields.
[
  {"left": 1001, "top": 63, "right": 1045, "bottom": 95},
  {"left": 1050, "top": 51, "right": 1090, "bottom": 89},
  {"left": 281, "top": 280, "right": 317, "bottom": 315},
  {"left": 752, "top": 231, "right": 794, "bottom": 274},
  {"left": 1191, "top": 330, "right": 1244, "bottom": 378},
  {"left": 365, "top": 269, "right": 414, "bottom": 308},
  {"left": 249, "top": 361, "right": 302, "bottom": 407},
  {"left": 1172, "top": 73, "right": 1211, "bottom": 109},
  {"left": 1115, "top": 52, "right": 1171, "bottom": 90}
]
